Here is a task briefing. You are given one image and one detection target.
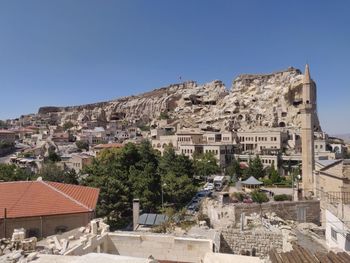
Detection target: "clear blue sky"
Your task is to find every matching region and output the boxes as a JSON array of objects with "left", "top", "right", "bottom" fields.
[{"left": 0, "top": 0, "right": 349, "bottom": 134}]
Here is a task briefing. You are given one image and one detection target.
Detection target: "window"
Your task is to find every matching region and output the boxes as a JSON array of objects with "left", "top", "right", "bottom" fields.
[
  {"left": 331, "top": 228, "right": 337, "bottom": 241},
  {"left": 27, "top": 228, "right": 40, "bottom": 238},
  {"left": 55, "top": 225, "right": 68, "bottom": 234}
]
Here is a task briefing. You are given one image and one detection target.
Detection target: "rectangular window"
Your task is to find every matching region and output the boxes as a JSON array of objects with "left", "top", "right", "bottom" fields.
[{"left": 331, "top": 228, "right": 337, "bottom": 241}]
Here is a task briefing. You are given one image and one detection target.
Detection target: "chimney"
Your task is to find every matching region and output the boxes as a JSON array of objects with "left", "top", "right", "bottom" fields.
[{"left": 133, "top": 199, "right": 140, "bottom": 231}]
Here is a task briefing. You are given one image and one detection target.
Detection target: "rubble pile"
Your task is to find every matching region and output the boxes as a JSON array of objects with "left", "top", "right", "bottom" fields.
[
  {"left": 0, "top": 219, "right": 110, "bottom": 262},
  {"left": 39, "top": 218, "right": 110, "bottom": 256},
  {"left": 244, "top": 212, "right": 297, "bottom": 253},
  {"left": 0, "top": 229, "right": 37, "bottom": 263}
]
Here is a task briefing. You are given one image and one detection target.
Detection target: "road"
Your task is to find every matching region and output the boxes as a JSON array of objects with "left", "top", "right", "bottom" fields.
[
  {"left": 0, "top": 152, "right": 15, "bottom": 164},
  {"left": 0, "top": 143, "right": 31, "bottom": 164}
]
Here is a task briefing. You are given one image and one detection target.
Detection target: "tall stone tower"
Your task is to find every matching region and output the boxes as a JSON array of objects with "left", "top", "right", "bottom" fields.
[{"left": 300, "top": 64, "right": 316, "bottom": 197}]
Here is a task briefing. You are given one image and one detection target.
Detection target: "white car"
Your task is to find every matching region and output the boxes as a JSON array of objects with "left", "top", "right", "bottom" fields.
[{"left": 204, "top": 183, "right": 214, "bottom": 191}]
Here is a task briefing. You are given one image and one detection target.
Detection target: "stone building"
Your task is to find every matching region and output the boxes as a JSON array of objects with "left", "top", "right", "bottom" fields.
[
  {"left": 62, "top": 153, "right": 94, "bottom": 173},
  {"left": 0, "top": 180, "right": 99, "bottom": 238},
  {"left": 236, "top": 130, "right": 288, "bottom": 154},
  {"left": 315, "top": 159, "right": 350, "bottom": 199}
]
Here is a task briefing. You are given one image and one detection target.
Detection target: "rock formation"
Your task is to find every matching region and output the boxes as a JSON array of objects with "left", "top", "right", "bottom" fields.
[{"left": 36, "top": 67, "right": 322, "bottom": 132}]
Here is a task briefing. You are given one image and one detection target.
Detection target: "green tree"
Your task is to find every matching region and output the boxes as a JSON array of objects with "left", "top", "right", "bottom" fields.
[
  {"left": 251, "top": 190, "right": 269, "bottom": 217},
  {"left": 82, "top": 141, "right": 197, "bottom": 229},
  {"left": 83, "top": 140, "right": 161, "bottom": 228},
  {"left": 0, "top": 164, "right": 33, "bottom": 181},
  {"left": 129, "top": 140, "right": 161, "bottom": 212},
  {"left": 225, "top": 158, "right": 242, "bottom": 181},
  {"left": 76, "top": 140, "right": 89, "bottom": 151},
  {"left": 244, "top": 156, "right": 265, "bottom": 179},
  {"left": 159, "top": 111, "right": 169, "bottom": 120},
  {"left": 46, "top": 150, "right": 61, "bottom": 162},
  {"left": 83, "top": 161, "right": 130, "bottom": 228},
  {"left": 62, "top": 169, "right": 79, "bottom": 185},
  {"left": 63, "top": 121, "right": 74, "bottom": 131},
  {"left": 38, "top": 162, "right": 78, "bottom": 184},
  {"left": 158, "top": 146, "right": 196, "bottom": 208},
  {"left": 267, "top": 163, "right": 281, "bottom": 184},
  {"left": 193, "top": 152, "right": 220, "bottom": 179}
]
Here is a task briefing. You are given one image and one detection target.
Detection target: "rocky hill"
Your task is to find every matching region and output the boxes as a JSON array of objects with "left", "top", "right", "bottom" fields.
[{"left": 37, "top": 67, "right": 321, "bottom": 132}]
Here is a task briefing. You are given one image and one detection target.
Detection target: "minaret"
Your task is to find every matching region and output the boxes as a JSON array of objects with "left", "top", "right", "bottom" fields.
[{"left": 300, "top": 64, "right": 315, "bottom": 197}]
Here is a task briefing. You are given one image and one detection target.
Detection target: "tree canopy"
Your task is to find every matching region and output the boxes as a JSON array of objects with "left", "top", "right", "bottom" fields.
[
  {"left": 0, "top": 164, "right": 33, "bottom": 181},
  {"left": 244, "top": 156, "right": 265, "bottom": 179},
  {"left": 38, "top": 162, "right": 79, "bottom": 185},
  {"left": 225, "top": 157, "right": 242, "bottom": 181},
  {"left": 193, "top": 152, "right": 220, "bottom": 179},
  {"left": 82, "top": 141, "right": 197, "bottom": 229}
]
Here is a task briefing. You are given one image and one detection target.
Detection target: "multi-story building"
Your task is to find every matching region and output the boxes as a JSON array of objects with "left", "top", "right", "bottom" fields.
[
  {"left": 237, "top": 130, "right": 288, "bottom": 154},
  {"left": 80, "top": 127, "right": 107, "bottom": 145},
  {"left": 151, "top": 129, "right": 236, "bottom": 168}
]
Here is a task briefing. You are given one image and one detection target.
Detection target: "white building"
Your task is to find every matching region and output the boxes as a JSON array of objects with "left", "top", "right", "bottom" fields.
[{"left": 325, "top": 204, "right": 350, "bottom": 252}]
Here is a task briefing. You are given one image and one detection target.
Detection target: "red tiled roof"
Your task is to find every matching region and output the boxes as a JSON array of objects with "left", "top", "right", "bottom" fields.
[
  {"left": 0, "top": 181, "right": 100, "bottom": 219},
  {"left": 46, "top": 182, "right": 99, "bottom": 210},
  {"left": 0, "top": 129, "right": 15, "bottom": 134}
]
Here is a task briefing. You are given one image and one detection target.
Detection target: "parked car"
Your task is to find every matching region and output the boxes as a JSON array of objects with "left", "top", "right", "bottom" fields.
[
  {"left": 196, "top": 190, "right": 212, "bottom": 198},
  {"left": 204, "top": 183, "right": 214, "bottom": 191},
  {"left": 243, "top": 198, "right": 253, "bottom": 204}
]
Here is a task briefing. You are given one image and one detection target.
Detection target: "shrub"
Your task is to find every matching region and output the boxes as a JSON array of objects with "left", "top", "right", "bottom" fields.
[
  {"left": 159, "top": 111, "right": 170, "bottom": 120},
  {"left": 274, "top": 194, "right": 293, "bottom": 201},
  {"left": 251, "top": 190, "right": 269, "bottom": 203},
  {"left": 234, "top": 192, "right": 245, "bottom": 202},
  {"left": 262, "top": 178, "right": 273, "bottom": 186}
]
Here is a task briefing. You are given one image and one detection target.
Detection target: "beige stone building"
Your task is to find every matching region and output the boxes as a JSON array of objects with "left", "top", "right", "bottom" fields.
[
  {"left": 237, "top": 130, "right": 288, "bottom": 154},
  {"left": 63, "top": 153, "right": 94, "bottom": 173},
  {"left": 315, "top": 159, "right": 350, "bottom": 199},
  {"left": 151, "top": 130, "right": 236, "bottom": 168}
]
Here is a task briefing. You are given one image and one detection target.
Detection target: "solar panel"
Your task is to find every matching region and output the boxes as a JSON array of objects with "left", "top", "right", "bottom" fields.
[
  {"left": 145, "top": 213, "right": 157, "bottom": 226},
  {"left": 154, "top": 214, "right": 166, "bottom": 225},
  {"left": 138, "top": 213, "right": 148, "bottom": 225}
]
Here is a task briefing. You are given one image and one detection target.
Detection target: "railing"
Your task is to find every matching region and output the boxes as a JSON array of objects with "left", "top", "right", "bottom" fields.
[{"left": 315, "top": 188, "right": 350, "bottom": 204}]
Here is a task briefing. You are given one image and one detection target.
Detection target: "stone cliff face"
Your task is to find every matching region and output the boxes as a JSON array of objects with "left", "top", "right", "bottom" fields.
[{"left": 37, "top": 67, "right": 321, "bottom": 132}]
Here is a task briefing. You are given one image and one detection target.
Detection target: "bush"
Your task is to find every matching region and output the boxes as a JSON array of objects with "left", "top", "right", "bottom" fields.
[
  {"left": 63, "top": 121, "right": 74, "bottom": 131},
  {"left": 274, "top": 194, "right": 293, "bottom": 201},
  {"left": 159, "top": 111, "right": 169, "bottom": 120},
  {"left": 251, "top": 190, "right": 269, "bottom": 203},
  {"left": 138, "top": 125, "right": 151, "bottom": 132},
  {"left": 262, "top": 178, "right": 273, "bottom": 186},
  {"left": 233, "top": 192, "right": 245, "bottom": 202},
  {"left": 76, "top": 140, "right": 89, "bottom": 151}
]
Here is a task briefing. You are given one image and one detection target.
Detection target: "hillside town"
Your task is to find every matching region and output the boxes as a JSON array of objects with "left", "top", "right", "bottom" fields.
[{"left": 0, "top": 64, "right": 350, "bottom": 263}]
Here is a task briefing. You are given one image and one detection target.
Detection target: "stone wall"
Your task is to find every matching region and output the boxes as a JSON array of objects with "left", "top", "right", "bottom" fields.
[
  {"left": 107, "top": 232, "right": 213, "bottom": 263},
  {"left": 233, "top": 200, "right": 320, "bottom": 225},
  {"left": 204, "top": 200, "right": 320, "bottom": 230},
  {"left": 220, "top": 229, "right": 283, "bottom": 257},
  {"left": 0, "top": 212, "right": 94, "bottom": 238}
]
